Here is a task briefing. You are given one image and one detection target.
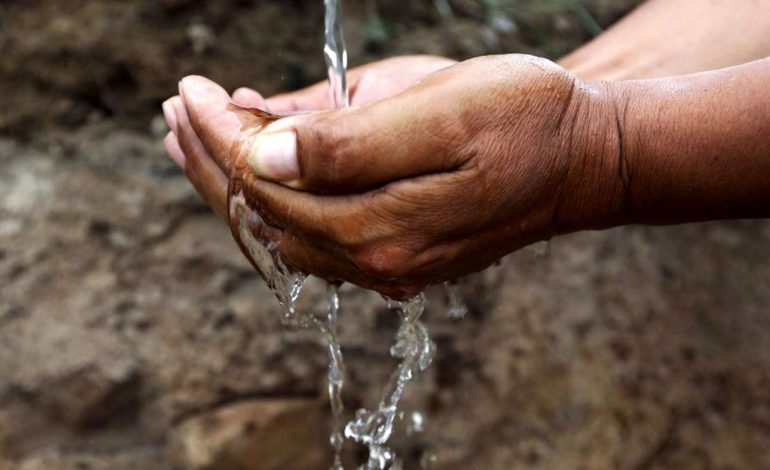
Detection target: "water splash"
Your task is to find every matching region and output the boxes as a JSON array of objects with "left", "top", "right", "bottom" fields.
[
  {"left": 345, "top": 295, "right": 436, "bottom": 469},
  {"left": 231, "top": 196, "right": 306, "bottom": 311}
]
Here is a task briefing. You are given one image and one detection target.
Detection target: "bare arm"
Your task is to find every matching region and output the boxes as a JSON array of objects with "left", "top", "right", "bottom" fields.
[
  {"left": 605, "top": 58, "right": 770, "bottom": 227},
  {"left": 560, "top": 0, "right": 770, "bottom": 80}
]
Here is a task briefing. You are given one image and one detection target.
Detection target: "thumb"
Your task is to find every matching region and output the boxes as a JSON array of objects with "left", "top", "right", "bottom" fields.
[{"left": 245, "top": 81, "right": 472, "bottom": 193}]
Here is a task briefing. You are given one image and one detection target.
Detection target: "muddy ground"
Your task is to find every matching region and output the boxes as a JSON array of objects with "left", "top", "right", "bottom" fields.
[{"left": 1, "top": 1, "right": 769, "bottom": 469}]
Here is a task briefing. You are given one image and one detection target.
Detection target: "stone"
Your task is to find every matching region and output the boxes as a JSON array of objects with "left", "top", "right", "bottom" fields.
[
  {"left": 43, "top": 362, "right": 141, "bottom": 429},
  {"left": 170, "top": 399, "right": 330, "bottom": 470},
  {"left": 16, "top": 450, "right": 168, "bottom": 470}
]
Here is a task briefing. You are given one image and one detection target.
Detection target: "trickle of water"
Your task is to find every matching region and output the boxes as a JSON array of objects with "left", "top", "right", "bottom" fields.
[
  {"left": 345, "top": 295, "right": 437, "bottom": 469},
  {"left": 231, "top": 198, "right": 306, "bottom": 311},
  {"left": 444, "top": 282, "right": 468, "bottom": 320},
  {"left": 324, "top": 0, "right": 349, "bottom": 109},
  {"left": 320, "top": 284, "right": 347, "bottom": 470},
  {"left": 322, "top": 1, "right": 350, "bottom": 466}
]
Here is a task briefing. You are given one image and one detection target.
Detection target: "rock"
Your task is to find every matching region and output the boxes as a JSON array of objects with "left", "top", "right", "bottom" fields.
[
  {"left": 16, "top": 450, "right": 168, "bottom": 470},
  {"left": 43, "top": 362, "right": 141, "bottom": 429},
  {"left": 170, "top": 399, "right": 330, "bottom": 470}
]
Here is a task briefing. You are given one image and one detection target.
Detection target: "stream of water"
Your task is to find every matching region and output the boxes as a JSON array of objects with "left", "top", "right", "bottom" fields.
[{"left": 322, "top": 1, "right": 349, "bottom": 467}]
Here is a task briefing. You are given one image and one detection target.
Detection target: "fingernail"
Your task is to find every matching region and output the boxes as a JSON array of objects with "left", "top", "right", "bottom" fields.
[
  {"left": 162, "top": 100, "right": 178, "bottom": 132},
  {"left": 179, "top": 77, "right": 196, "bottom": 99},
  {"left": 232, "top": 88, "right": 249, "bottom": 103},
  {"left": 247, "top": 131, "right": 299, "bottom": 182},
  {"left": 164, "top": 132, "right": 186, "bottom": 168},
  {"left": 179, "top": 76, "right": 210, "bottom": 101}
]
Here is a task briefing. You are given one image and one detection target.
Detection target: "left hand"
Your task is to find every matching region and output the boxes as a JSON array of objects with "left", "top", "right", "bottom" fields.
[
  {"left": 261, "top": 55, "right": 457, "bottom": 112},
  {"left": 161, "top": 55, "right": 456, "bottom": 223}
]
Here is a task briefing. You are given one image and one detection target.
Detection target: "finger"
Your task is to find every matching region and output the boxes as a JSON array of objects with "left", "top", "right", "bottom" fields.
[
  {"left": 280, "top": 231, "right": 359, "bottom": 282},
  {"left": 164, "top": 132, "right": 187, "bottom": 169},
  {"left": 249, "top": 168, "right": 498, "bottom": 281},
  {"left": 241, "top": 175, "right": 375, "bottom": 248},
  {"left": 233, "top": 87, "right": 268, "bottom": 109},
  {"left": 265, "top": 80, "right": 333, "bottom": 113},
  {"left": 171, "top": 96, "right": 229, "bottom": 222},
  {"left": 179, "top": 75, "right": 243, "bottom": 175},
  {"left": 162, "top": 98, "right": 179, "bottom": 133},
  {"left": 245, "top": 72, "right": 473, "bottom": 194},
  {"left": 264, "top": 63, "right": 372, "bottom": 112},
  {"left": 280, "top": 232, "right": 426, "bottom": 298},
  {"left": 243, "top": 174, "right": 438, "bottom": 283}
]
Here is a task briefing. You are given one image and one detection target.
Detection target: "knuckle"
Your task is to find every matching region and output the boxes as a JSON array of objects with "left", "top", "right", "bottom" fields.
[
  {"left": 307, "top": 120, "right": 353, "bottom": 186},
  {"left": 353, "top": 243, "right": 413, "bottom": 280},
  {"left": 328, "top": 216, "right": 365, "bottom": 249},
  {"left": 375, "top": 281, "right": 427, "bottom": 300}
]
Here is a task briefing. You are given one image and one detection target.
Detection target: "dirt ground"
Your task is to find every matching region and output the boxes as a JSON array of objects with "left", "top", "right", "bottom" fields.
[{"left": 1, "top": 1, "right": 769, "bottom": 469}]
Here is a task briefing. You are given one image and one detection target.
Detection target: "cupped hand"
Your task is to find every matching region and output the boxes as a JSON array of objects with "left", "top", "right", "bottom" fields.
[
  {"left": 234, "top": 55, "right": 457, "bottom": 113},
  {"left": 162, "top": 55, "right": 456, "bottom": 220},
  {"left": 165, "top": 54, "right": 626, "bottom": 298}
]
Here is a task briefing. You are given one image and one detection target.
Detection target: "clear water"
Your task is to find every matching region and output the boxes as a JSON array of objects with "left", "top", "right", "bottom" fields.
[
  {"left": 324, "top": 0, "right": 349, "bottom": 109},
  {"left": 323, "top": 1, "right": 349, "bottom": 467},
  {"left": 444, "top": 282, "right": 468, "bottom": 320},
  {"left": 345, "top": 295, "right": 436, "bottom": 469}
]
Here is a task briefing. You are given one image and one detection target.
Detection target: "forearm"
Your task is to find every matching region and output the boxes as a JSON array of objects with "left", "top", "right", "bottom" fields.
[
  {"left": 560, "top": 0, "right": 770, "bottom": 80},
  {"left": 611, "top": 58, "right": 770, "bottom": 226}
]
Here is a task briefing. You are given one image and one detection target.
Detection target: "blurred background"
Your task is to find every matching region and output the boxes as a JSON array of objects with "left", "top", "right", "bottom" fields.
[{"left": 1, "top": 0, "right": 769, "bottom": 469}]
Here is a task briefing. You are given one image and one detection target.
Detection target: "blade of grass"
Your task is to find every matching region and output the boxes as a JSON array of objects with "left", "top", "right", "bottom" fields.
[
  {"left": 434, "top": 0, "right": 454, "bottom": 20},
  {"left": 574, "top": 1, "right": 603, "bottom": 37}
]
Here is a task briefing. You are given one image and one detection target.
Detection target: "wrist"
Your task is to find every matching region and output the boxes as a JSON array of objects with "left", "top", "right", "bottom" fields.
[
  {"left": 551, "top": 78, "right": 632, "bottom": 234},
  {"left": 602, "top": 61, "right": 770, "bottom": 226}
]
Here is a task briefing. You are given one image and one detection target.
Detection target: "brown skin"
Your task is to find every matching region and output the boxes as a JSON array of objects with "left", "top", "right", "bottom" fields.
[
  {"left": 162, "top": 55, "right": 457, "bottom": 223},
  {"left": 611, "top": 60, "right": 770, "bottom": 226},
  {"left": 260, "top": 55, "right": 457, "bottom": 111},
  {"left": 560, "top": 0, "right": 770, "bottom": 80},
  {"left": 164, "top": 54, "right": 770, "bottom": 298}
]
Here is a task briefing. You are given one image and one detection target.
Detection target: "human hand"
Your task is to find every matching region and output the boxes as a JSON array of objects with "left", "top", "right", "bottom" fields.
[
  {"left": 166, "top": 55, "right": 625, "bottom": 297},
  {"left": 233, "top": 55, "right": 457, "bottom": 112},
  {"left": 161, "top": 55, "right": 455, "bottom": 223}
]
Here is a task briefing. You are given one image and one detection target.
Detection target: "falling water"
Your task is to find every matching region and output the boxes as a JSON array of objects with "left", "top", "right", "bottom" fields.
[
  {"left": 345, "top": 295, "right": 436, "bottom": 469},
  {"left": 324, "top": 0, "right": 349, "bottom": 109},
  {"left": 322, "top": 1, "right": 350, "bottom": 467}
]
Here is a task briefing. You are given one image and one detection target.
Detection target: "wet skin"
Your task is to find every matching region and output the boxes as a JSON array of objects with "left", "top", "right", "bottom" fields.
[{"left": 164, "top": 54, "right": 770, "bottom": 298}]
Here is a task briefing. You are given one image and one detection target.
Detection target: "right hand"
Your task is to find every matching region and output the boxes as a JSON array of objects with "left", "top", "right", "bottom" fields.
[
  {"left": 170, "top": 55, "right": 627, "bottom": 296},
  {"left": 233, "top": 55, "right": 457, "bottom": 112}
]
